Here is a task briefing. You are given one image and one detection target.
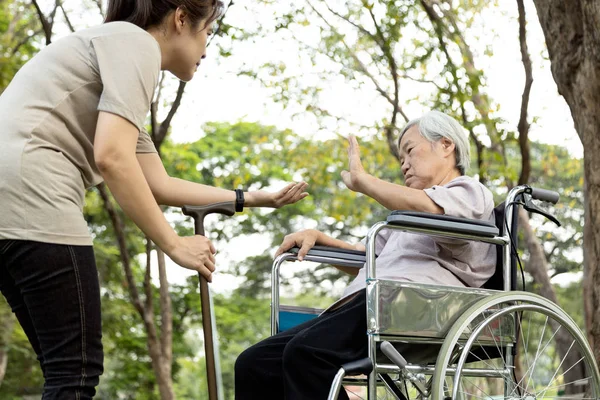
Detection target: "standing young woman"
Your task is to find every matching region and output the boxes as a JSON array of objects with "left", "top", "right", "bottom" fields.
[{"left": 0, "top": 0, "right": 308, "bottom": 397}]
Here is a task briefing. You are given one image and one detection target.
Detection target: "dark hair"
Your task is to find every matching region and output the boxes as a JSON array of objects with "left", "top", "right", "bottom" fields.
[{"left": 105, "top": 0, "right": 224, "bottom": 30}]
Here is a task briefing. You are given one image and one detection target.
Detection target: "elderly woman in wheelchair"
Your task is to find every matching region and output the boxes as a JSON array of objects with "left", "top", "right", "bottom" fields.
[{"left": 235, "top": 111, "right": 600, "bottom": 400}]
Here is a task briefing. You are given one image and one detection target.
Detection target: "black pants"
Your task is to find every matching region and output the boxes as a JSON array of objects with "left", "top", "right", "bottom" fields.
[
  {"left": 0, "top": 240, "right": 103, "bottom": 399},
  {"left": 235, "top": 290, "right": 367, "bottom": 400}
]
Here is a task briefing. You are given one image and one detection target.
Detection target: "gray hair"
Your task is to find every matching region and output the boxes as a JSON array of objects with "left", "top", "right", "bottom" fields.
[{"left": 398, "top": 110, "right": 471, "bottom": 175}]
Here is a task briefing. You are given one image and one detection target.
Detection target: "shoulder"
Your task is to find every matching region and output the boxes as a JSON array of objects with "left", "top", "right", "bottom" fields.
[
  {"left": 425, "top": 176, "right": 495, "bottom": 219},
  {"left": 450, "top": 176, "right": 495, "bottom": 214},
  {"left": 80, "top": 21, "right": 150, "bottom": 37},
  {"left": 82, "top": 22, "right": 161, "bottom": 57},
  {"left": 85, "top": 22, "right": 161, "bottom": 81},
  {"left": 444, "top": 176, "right": 491, "bottom": 196}
]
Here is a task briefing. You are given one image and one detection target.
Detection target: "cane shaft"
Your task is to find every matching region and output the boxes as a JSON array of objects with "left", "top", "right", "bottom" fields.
[
  {"left": 181, "top": 201, "right": 236, "bottom": 400},
  {"left": 199, "top": 274, "right": 218, "bottom": 400}
]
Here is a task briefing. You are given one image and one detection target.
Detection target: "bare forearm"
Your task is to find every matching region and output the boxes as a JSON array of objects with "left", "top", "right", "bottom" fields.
[
  {"left": 100, "top": 157, "right": 178, "bottom": 252},
  {"left": 138, "top": 153, "right": 307, "bottom": 209},
  {"left": 358, "top": 174, "right": 442, "bottom": 213},
  {"left": 314, "top": 231, "right": 357, "bottom": 250},
  {"left": 156, "top": 177, "right": 237, "bottom": 207},
  {"left": 313, "top": 232, "right": 362, "bottom": 276}
]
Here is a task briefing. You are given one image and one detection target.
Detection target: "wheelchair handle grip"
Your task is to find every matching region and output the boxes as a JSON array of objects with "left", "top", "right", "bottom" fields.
[
  {"left": 529, "top": 188, "right": 559, "bottom": 204},
  {"left": 182, "top": 202, "right": 236, "bottom": 236}
]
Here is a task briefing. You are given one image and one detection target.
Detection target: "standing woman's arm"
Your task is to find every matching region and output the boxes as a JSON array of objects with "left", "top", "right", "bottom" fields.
[
  {"left": 137, "top": 152, "right": 309, "bottom": 208},
  {"left": 95, "top": 111, "right": 217, "bottom": 280}
]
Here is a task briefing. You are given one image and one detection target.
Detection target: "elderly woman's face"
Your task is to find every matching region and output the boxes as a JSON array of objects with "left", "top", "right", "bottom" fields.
[{"left": 399, "top": 126, "right": 455, "bottom": 190}]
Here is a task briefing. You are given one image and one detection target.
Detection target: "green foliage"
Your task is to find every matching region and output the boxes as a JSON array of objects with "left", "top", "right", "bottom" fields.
[
  {"left": 0, "top": 299, "right": 44, "bottom": 398},
  {"left": 0, "top": 0, "right": 42, "bottom": 94},
  {"left": 0, "top": 0, "right": 588, "bottom": 397}
]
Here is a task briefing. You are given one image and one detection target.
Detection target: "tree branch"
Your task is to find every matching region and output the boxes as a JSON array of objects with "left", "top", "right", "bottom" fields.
[
  {"left": 31, "top": 0, "right": 53, "bottom": 44},
  {"left": 98, "top": 185, "right": 170, "bottom": 394},
  {"left": 154, "top": 80, "right": 187, "bottom": 148},
  {"left": 517, "top": 0, "right": 533, "bottom": 185},
  {"left": 11, "top": 28, "right": 44, "bottom": 56},
  {"left": 306, "top": 0, "right": 408, "bottom": 126},
  {"left": 97, "top": 184, "right": 145, "bottom": 316},
  {"left": 92, "top": 0, "right": 105, "bottom": 19},
  {"left": 60, "top": 2, "right": 75, "bottom": 33},
  {"left": 359, "top": 0, "right": 406, "bottom": 160},
  {"left": 157, "top": 248, "right": 173, "bottom": 369},
  {"left": 420, "top": 0, "right": 500, "bottom": 146},
  {"left": 144, "top": 237, "right": 154, "bottom": 315},
  {"left": 459, "top": 102, "right": 486, "bottom": 183},
  {"left": 323, "top": 2, "right": 377, "bottom": 43}
]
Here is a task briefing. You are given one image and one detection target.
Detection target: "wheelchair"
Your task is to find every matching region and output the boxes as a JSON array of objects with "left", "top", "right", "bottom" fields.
[{"left": 271, "top": 185, "right": 600, "bottom": 399}]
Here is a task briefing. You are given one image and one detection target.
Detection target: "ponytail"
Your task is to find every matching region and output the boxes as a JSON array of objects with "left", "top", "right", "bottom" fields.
[{"left": 104, "top": 0, "right": 224, "bottom": 30}]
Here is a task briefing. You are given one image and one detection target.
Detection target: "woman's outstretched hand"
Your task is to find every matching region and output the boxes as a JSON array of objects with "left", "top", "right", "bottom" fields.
[
  {"left": 247, "top": 181, "right": 309, "bottom": 208},
  {"left": 341, "top": 135, "right": 369, "bottom": 193}
]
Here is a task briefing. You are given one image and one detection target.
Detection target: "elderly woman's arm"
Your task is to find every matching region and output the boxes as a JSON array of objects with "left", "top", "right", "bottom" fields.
[
  {"left": 351, "top": 174, "right": 443, "bottom": 213},
  {"left": 274, "top": 229, "right": 362, "bottom": 275},
  {"left": 341, "top": 136, "right": 443, "bottom": 213}
]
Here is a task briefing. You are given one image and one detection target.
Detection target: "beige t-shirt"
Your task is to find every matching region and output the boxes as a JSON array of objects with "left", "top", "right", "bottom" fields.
[{"left": 0, "top": 22, "right": 160, "bottom": 245}]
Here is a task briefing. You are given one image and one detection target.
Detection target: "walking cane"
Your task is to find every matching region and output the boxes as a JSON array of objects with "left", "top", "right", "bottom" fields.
[{"left": 182, "top": 201, "right": 236, "bottom": 400}]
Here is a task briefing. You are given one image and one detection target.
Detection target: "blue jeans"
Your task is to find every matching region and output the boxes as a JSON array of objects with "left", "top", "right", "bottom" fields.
[{"left": 0, "top": 240, "right": 103, "bottom": 399}]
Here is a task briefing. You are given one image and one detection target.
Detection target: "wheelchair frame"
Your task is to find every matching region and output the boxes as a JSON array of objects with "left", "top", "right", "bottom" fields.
[{"left": 271, "top": 185, "right": 600, "bottom": 399}]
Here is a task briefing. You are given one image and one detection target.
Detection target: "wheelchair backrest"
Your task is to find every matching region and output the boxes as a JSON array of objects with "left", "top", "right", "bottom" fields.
[{"left": 481, "top": 201, "right": 519, "bottom": 291}]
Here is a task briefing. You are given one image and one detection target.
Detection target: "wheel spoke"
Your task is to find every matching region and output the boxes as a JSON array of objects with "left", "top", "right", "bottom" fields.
[
  {"left": 457, "top": 376, "right": 497, "bottom": 399},
  {"left": 537, "top": 339, "right": 577, "bottom": 399},
  {"left": 513, "top": 316, "right": 562, "bottom": 396},
  {"left": 523, "top": 314, "right": 549, "bottom": 394}
]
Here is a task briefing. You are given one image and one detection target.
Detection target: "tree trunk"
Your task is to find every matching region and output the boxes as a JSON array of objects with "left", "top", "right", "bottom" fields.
[
  {"left": 532, "top": 0, "right": 600, "bottom": 362},
  {"left": 99, "top": 186, "right": 175, "bottom": 399}
]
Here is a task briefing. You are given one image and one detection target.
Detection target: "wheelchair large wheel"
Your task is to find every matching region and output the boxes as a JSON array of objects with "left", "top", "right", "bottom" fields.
[{"left": 431, "top": 292, "right": 600, "bottom": 399}]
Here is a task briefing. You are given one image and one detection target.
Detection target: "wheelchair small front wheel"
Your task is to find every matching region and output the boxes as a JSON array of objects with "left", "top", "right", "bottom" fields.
[{"left": 431, "top": 291, "right": 600, "bottom": 399}]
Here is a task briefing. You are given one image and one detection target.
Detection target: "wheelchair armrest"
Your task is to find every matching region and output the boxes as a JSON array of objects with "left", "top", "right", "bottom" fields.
[
  {"left": 387, "top": 211, "right": 499, "bottom": 238},
  {"left": 287, "top": 245, "right": 366, "bottom": 268}
]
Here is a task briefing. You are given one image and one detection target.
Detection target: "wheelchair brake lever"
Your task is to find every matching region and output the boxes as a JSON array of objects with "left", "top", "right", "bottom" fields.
[
  {"left": 523, "top": 197, "right": 561, "bottom": 227},
  {"left": 380, "top": 341, "right": 427, "bottom": 395}
]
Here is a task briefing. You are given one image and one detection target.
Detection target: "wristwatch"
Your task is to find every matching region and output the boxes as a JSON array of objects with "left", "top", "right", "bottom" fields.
[{"left": 235, "top": 189, "right": 245, "bottom": 212}]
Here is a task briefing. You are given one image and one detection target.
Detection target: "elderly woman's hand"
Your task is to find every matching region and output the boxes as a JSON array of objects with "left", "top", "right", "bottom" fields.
[
  {"left": 341, "top": 135, "right": 369, "bottom": 192},
  {"left": 246, "top": 181, "right": 309, "bottom": 208},
  {"left": 275, "top": 229, "right": 321, "bottom": 261}
]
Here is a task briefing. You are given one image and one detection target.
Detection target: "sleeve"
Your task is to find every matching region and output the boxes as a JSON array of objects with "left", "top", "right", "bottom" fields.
[
  {"left": 424, "top": 177, "right": 494, "bottom": 220},
  {"left": 424, "top": 177, "right": 495, "bottom": 249},
  {"left": 92, "top": 32, "right": 161, "bottom": 132},
  {"left": 136, "top": 128, "right": 157, "bottom": 154}
]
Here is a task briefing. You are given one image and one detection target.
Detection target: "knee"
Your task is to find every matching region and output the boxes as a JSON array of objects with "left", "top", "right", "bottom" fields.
[
  {"left": 282, "top": 337, "right": 309, "bottom": 370},
  {"left": 235, "top": 345, "right": 259, "bottom": 376}
]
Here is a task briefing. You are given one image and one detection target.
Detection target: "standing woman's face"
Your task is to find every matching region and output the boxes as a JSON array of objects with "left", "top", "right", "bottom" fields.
[{"left": 168, "top": 10, "right": 214, "bottom": 81}]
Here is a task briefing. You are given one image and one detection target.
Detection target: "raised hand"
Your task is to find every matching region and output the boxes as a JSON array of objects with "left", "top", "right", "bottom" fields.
[{"left": 341, "top": 135, "right": 368, "bottom": 193}]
